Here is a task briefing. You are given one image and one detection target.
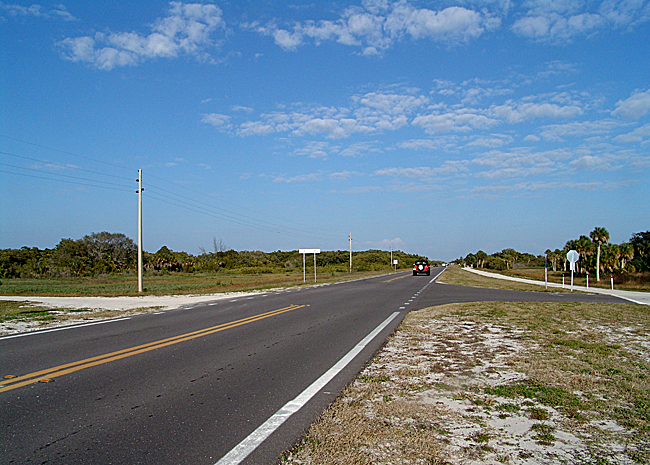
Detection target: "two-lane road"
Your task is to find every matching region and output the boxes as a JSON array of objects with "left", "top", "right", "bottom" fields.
[{"left": 1, "top": 268, "right": 626, "bottom": 464}]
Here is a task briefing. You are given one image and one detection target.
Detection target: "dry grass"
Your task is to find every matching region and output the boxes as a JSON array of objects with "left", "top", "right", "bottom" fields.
[
  {"left": 437, "top": 264, "right": 574, "bottom": 293},
  {"left": 280, "top": 302, "right": 649, "bottom": 464}
]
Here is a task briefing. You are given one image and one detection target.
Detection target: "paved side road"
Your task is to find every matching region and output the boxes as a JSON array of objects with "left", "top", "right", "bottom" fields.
[{"left": 463, "top": 267, "right": 650, "bottom": 305}]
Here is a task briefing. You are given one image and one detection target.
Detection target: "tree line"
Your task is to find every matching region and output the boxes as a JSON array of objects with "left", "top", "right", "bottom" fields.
[
  {"left": 460, "top": 228, "right": 650, "bottom": 281},
  {"left": 0, "top": 232, "right": 428, "bottom": 278}
]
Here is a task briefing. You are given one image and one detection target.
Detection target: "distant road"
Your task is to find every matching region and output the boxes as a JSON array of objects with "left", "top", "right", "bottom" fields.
[{"left": 0, "top": 267, "right": 626, "bottom": 464}]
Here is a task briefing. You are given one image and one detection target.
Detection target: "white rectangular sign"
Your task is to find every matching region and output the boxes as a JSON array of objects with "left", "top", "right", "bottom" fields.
[{"left": 299, "top": 249, "right": 320, "bottom": 254}]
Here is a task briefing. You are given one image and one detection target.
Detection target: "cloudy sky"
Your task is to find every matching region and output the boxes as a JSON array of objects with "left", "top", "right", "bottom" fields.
[{"left": 2, "top": 0, "right": 649, "bottom": 260}]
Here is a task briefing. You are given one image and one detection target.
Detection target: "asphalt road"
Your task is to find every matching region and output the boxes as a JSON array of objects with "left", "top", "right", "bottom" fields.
[{"left": 0, "top": 267, "right": 627, "bottom": 465}]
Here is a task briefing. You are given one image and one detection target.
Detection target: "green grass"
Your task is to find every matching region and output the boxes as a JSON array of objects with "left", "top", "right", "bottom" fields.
[
  {"left": 0, "top": 301, "right": 58, "bottom": 323},
  {"left": 437, "top": 264, "right": 573, "bottom": 293},
  {"left": 0, "top": 300, "right": 163, "bottom": 331},
  {"left": 0, "top": 269, "right": 393, "bottom": 297}
]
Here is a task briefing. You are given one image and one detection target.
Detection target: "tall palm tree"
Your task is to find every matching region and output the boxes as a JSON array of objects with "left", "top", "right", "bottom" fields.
[
  {"left": 619, "top": 243, "right": 633, "bottom": 270},
  {"left": 590, "top": 227, "right": 610, "bottom": 281},
  {"left": 577, "top": 235, "right": 593, "bottom": 274},
  {"left": 564, "top": 239, "right": 579, "bottom": 272}
]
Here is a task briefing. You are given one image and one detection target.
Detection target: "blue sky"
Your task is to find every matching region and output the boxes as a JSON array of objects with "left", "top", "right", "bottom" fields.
[{"left": 1, "top": 0, "right": 649, "bottom": 261}]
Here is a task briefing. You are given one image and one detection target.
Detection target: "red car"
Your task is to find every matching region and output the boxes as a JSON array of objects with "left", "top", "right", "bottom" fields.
[{"left": 412, "top": 260, "right": 430, "bottom": 276}]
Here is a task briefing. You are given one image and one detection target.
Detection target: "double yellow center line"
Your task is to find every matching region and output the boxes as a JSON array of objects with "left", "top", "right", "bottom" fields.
[
  {"left": 1, "top": 304, "right": 307, "bottom": 393},
  {"left": 383, "top": 274, "right": 409, "bottom": 283}
]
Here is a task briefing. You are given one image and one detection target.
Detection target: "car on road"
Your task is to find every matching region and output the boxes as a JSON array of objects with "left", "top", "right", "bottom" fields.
[{"left": 412, "top": 260, "right": 430, "bottom": 276}]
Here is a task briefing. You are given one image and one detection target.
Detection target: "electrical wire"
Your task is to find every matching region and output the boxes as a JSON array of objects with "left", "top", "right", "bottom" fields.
[
  {"left": 145, "top": 172, "right": 344, "bottom": 239},
  {"left": 1, "top": 136, "right": 348, "bottom": 243},
  {"left": 0, "top": 150, "right": 133, "bottom": 182},
  {"left": 0, "top": 168, "right": 133, "bottom": 193}
]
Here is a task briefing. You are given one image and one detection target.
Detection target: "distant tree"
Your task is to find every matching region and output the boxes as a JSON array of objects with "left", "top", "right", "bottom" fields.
[
  {"left": 630, "top": 231, "right": 650, "bottom": 272},
  {"left": 590, "top": 227, "right": 610, "bottom": 281},
  {"left": 53, "top": 238, "right": 91, "bottom": 276},
  {"left": 82, "top": 232, "right": 136, "bottom": 270},
  {"left": 476, "top": 250, "right": 488, "bottom": 268},
  {"left": 576, "top": 235, "right": 593, "bottom": 274},
  {"left": 619, "top": 242, "right": 634, "bottom": 270}
]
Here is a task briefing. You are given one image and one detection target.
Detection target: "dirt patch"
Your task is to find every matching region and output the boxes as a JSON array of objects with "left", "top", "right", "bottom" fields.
[{"left": 281, "top": 302, "right": 649, "bottom": 464}]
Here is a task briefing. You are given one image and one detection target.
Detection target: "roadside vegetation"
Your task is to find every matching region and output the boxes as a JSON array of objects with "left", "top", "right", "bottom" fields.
[
  {"left": 281, "top": 300, "right": 649, "bottom": 464},
  {"left": 0, "top": 232, "right": 428, "bottom": 293},
  {"left": 457, "top": 227, "right": 650, "bottom": 292}
]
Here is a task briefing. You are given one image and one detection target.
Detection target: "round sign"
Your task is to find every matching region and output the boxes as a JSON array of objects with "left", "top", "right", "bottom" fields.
[{"left": 567, "top": 250, "right": 579, "bottom": 263}]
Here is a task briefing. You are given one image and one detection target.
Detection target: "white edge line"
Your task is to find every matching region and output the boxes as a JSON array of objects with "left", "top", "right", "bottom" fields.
[
  {"left": 0, "top": 317, "right": 132, "bottom": 340},
  {"left": 215, "top": 311, "right": 401, "bottom": 465}
]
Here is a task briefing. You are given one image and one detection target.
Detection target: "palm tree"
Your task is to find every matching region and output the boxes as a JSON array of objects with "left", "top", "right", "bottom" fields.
[
  {"left": 564, "top": 239, "right": 579, "bottom": 272},
  {"left": 619, "top": 243, "right": 633, "bottom": 270},
  {"left": 590, "top": 227, "right": 610, "bottom": 281},
  {"left": 476, "top": 250, "right": 488, "bottom": 268},
  {"left": 576, "top": 235, "right": 593, "bottom": 274},
  {"left": 552, "top": 248, "right": 562, "bottom": 272},
  {"left": 602, "top": 244, "right": 619, "bottom": 274}
]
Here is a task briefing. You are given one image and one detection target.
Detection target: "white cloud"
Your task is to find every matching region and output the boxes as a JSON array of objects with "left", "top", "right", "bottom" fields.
[
  {"left": 293, "top": 141, "right": 334, "bottom": 159},
  {"left": 512, "top": 0, "right": 650, "bottom": 42},
  {"left": 538, "top": 119, "right": 625, "bottom": 140},
  {"left": 251, "top": 1, "right": 500, "bottom": 53},
  {"left": 614, "top": 123, "right": 650, "bottom": 143},
  {"left": 232, "top": 91, "right": 419, "bottom": 139},
  {"left": 201, "top": 113, "right": 231, "bottom": 128},
  {"left": 489, "top": 101, "right": 583, "bottom": 123},
  {"left": 466, "top": 134, "right": 514, "bottom": 148},
  {"left": 232, "top": 105, "right": 254, "bottom": 113},
  {"left": 340, "top": 141, "right": 382, "bottom": 157},
  {"left": 352, "top": 92, "right": 428, "bottom": 115},
  {"left": 569, "top": 154, "right": 616, "bottom": 170},
  {"left": 1, "top": 3, "right": 76, "bottom": 21},
  {"left": 273, "top": 173, "right": 322, "bottom": 183},
  {"left": 412, "top": 111, "right": 497, "bottom": 134},
  {"left": 472, "top": 149, "right": 561, "bottom": 178},
  {"left": 613, "top": 89, "right": 650, "bottom": 120},
  {"left": 374, "top": 161, "right": 469, "bottom": 178},
  {"left": 329, "top": 171, "right": 353, "bottom": 181},
  {"left": 237, "top": 121, "right": 275, "bottom": 136},
  {"left": 58, "top": 2, "right": 224, "bottom": 70}
]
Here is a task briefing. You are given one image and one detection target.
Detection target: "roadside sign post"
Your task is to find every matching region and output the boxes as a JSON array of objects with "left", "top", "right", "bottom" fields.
[
  {"left": 567, "top": 250, "right": 579, "bottom": 292},
  {"left": 545, "top": 254, "right": 548, "bottom": 290},
  {"left": 299, "top": 249, "right": 320, "bottom": 283},
  {"left": 393, "top": 259, "right": 398, "bottom": 272}
]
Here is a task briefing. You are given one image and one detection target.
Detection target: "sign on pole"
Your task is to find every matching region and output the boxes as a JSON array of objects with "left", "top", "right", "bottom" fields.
[
  {"left": 299, "top": 249, "right": 321, "bottom": 283},
  {"left": 567, "top": 250, "right": 579, "bottom": 292}
]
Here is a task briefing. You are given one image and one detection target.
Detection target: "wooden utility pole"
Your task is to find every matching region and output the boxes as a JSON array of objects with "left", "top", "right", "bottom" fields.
[
  {"left": 136, "top": 169, "right": 144, "bottom": 293},
  {"left": 349, "top": 232, "right": 352, "bottom": 273}
]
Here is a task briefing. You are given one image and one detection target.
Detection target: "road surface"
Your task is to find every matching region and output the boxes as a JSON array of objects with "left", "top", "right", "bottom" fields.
[{"left": 0, "top": 267, "right": 626, "bottom": 464}]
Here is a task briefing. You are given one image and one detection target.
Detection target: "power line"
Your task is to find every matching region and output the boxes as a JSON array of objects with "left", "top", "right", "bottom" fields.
[
  {"left": 145, "top": 172, "right": 344, "bottom": 239},
  {"left": 0, "top": 168, "right": 133, "bottom": 192},
  {"left": 145, "top": 190, "right": 333, "bottom": 241},
  {"left": 145, "top": 183, "right": 341, "bottom": 241},
  {"left": 1, "top": 136, "right": 348, "bottom": 244},
  {"left": 0, "top": 150, "right": 133, "bottom": 182},
  {"left": 0, "top": 134, "right": 131, "bottom": 172},
  {"left": 0, "top": 161, "right": 133, "bottom": 190}
]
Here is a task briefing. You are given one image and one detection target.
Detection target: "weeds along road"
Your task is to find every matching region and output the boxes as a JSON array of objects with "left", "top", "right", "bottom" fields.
[{"left": 0, "top": 268, "right": 627, "bottom": 465}]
